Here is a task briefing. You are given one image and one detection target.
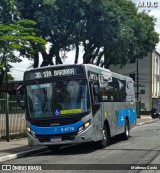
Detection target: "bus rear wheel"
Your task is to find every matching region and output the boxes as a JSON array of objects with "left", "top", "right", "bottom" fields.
[
  {"left": 122, "top": 119, "right": 130, "bottom": 140},
  {"left": 97, "top": 126, "right": 110, "bottom": 149}
]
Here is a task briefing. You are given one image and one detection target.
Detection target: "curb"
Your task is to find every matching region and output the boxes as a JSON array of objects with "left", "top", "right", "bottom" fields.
[{"left": 0, "top": 147, "right": 48, "bottom": 163}]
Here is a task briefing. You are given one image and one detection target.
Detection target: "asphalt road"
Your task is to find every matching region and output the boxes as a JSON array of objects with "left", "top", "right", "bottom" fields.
[{"left": 2, "top": 120, "right": 160, "bottom": 173}]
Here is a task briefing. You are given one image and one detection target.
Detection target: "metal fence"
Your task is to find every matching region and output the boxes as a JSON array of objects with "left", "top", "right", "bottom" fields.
[{"left": 0, "top": 92, "right": 26, "bottom": 141}]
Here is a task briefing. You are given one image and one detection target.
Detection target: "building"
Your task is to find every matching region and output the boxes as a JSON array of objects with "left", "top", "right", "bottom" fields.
[
  {"left": 0, "top": 80, "right": 23, "bottom": 93},
  {"left": 109, "top": 51, "right": 160, "bottom": 113},
  {"left": 0, "top": 81, "right": 23, "bottom": 114}
]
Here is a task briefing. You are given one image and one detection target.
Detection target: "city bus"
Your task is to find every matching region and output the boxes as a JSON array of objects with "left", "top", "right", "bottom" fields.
[{"left": 17, "top": 64, "right": 136, "bottom": 150}]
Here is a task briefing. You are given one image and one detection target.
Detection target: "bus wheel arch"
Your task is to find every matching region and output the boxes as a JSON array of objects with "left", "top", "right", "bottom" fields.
[
  {"left": 97, "top": 120, "right": 110, "bottom": 149},
  {"left": 104, "top": 120, "right": 111, "bottom": 139}
]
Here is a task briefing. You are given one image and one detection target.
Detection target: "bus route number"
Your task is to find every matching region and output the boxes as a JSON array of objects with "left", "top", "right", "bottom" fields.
[
  {"left": 34, "top": 71, "right": 52, "bottom": 79},
  {"left": 35, "top": 72, "right": 42, "bottom": 79}
]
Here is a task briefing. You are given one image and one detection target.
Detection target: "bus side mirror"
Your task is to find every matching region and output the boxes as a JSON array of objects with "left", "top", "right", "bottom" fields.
[{"left": 16, "top": 86, "right": 25, "bottom": 110}]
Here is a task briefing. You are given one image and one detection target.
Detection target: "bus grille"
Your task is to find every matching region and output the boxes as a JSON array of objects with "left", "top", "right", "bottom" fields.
[
  {"left": 36, "top": 133, "right": 76, "bottom": 142},
  {"left": 30, "top": 117, "right": 82, "bottom": 127}
]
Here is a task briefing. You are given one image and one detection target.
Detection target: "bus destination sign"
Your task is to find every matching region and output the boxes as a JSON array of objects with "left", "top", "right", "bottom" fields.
[
  {"left": 24, "top": 66, "right": 84, "bottom": 81},
  {"left": 31, "top": 68, "right": 75, "bottom": 80}
]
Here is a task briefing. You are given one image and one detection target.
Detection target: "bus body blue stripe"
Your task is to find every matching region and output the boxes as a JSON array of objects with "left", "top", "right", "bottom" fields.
[
  {"left": 30, "top": 121, "right": 84, "bottom": 135},
  {"left": 117, "top": 109, "right": 136, "bottom": 126}
]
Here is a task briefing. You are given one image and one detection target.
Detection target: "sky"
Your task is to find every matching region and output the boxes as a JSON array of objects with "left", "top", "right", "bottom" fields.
[
  {"left": 132, "top": 0, "right": 160, "bottom": 51},
  {"left": 10, "top": 0, "right": 160, "bottom": 80}
]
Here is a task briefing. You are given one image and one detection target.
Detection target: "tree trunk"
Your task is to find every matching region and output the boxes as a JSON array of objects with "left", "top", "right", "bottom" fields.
[
  {"left": 40, "top": 50, "right": 54, "bottom": 67},
  {"left": 103, "top": 47, "right": 111, "bottom": 68},
  {"left": 91, "top": 47, "right": 100, "bottom": 64},
  {"left": 74, "top": 43, "right": 79, "bottom": 64},
  {"left": 0, "top": 68, "right": 5, "bottom": 89},
  {"left": 33, "top": 52, "right": 39, "bottom": 68},
  {"left": 55, "top": 49, "right": 63, "bottom": 65},
  {"left": 83, "top": 41, "right": 97, "bottom": 64},
  {"left": 48, "top": 55, "right": 54, "bottom": 65},
  {"left": 83, "top": 52, "right": 91, "bottom": 64},
  {"left": 96, "top": 51, "right": 104, "bottom": 66}
]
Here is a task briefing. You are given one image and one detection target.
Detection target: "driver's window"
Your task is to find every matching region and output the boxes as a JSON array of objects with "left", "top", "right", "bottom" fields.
[{"left": 91, "top": 83, "right": 100, "bottom": 104}]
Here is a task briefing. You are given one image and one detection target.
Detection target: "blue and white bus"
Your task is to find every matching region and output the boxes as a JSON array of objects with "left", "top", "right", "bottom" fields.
[{"left": 17, "top": 64, "right": 136, "bottom": 150}]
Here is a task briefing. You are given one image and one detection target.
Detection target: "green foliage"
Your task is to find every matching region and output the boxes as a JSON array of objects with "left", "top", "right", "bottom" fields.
[
  {"left": 0, "top": 20, "right": 46, "bottom": 61},
  {"left": 5, "top": 73, "right": 14, "bottom": 81},
  {"left": 0, "top": 64, "right": 4, "bottom": 68},
  {"left": 0, "top": 0, "right": 18, "bottom": 23},
  {"left": 0, "top": 19, "right": 46, "bottom": 86},
  {"left": 3, "top": 0, "right": 160, "bottom": 68},
  {"left": 80, "top": 0, "right": 159, "bottom": 67},
  {"left": 15, "top": 0, "right": 87, "bottom": 66}
]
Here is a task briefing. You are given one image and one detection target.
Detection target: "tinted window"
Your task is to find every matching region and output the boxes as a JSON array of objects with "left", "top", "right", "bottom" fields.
[{"left": 100, "top": 76, "right": 127, "bottom": 102}]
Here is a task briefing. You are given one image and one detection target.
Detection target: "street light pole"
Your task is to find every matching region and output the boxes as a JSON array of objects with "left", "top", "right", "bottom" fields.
[
  {"left": 5, "top": 58, "right": 10, "bottom": 142},
  {"left": 136, "top": 60, "right": 139, "bottom": 102},
  {"left": 136, "top": 59, "right": 141, "bottom": 118}
]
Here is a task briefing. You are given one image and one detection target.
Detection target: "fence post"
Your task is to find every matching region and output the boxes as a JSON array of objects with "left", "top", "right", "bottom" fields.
[{"left": 5, "top": 93, "right": 10, "bottom": 142}]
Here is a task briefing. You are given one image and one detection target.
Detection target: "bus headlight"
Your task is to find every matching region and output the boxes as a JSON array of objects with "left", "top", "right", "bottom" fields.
[
  {"left": 27, "top": 126, "right": 36, "bottom": 137},
  {"left": 84, "top": 121, "right": 90, "bottom": 128},
  {"left": 78, "top": 120, "right": 91, "bottom": 134}
]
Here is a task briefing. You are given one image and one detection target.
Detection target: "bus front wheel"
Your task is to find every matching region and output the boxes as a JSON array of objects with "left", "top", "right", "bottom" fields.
[{"left": 97, "top": 126, "right": 110, "bottom": 149}]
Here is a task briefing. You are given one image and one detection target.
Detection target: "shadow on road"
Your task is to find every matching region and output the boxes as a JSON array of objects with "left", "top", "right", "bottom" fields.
[{"left": 27, "top": 135, "right": 134, "bottom": 157}]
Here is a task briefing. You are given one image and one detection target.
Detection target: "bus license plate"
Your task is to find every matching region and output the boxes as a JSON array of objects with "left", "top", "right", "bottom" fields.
[{"left": 50, "top": 137, "right": 62, "bottom": 142}]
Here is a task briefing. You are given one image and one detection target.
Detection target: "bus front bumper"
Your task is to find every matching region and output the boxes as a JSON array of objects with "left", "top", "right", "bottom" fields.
[{"left": 27, "top": 125, "right": 94, "bottom": 146}]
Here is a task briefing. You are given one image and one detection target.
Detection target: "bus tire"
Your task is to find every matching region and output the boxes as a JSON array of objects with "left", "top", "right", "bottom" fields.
[
  {"left": 122, "top": 119, "right": 130, "bottom": 140},
  {"left": 97, "top": 125, "right": 110, "bottom": 149},
  {"left": 47, "top": 145, "right": 61, "bottom": 151}
]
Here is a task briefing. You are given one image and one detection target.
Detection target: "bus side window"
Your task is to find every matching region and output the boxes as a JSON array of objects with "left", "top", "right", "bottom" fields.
[{"left": 126, "top": 81, "right": 135, "bottom": 102}]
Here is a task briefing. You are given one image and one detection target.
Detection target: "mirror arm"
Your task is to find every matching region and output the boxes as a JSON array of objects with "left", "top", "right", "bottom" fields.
[{"left": 17, "top": 85, "right": 23, "bottom": 91}]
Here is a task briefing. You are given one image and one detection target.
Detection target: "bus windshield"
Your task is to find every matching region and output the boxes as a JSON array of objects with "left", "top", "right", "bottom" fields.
[{"left": 26, "top": 79, "right": 90, "bottom": 118}]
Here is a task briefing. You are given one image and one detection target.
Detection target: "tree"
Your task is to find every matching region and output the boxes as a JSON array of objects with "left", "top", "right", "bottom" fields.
[
  {"left": 14, "top": 0, "right": 159, "bottom": 68},
  {"left": 81, "top": 0, "right": 159, "bottom": 68},
  {"left": 0, "top": 19, "right": 46, "bottom": 87},
  {"left": 0, "top": 0, "right": 17, "bottom": 23},
  {"left": 15, "top": 0, "right": 87, "bottom": 67}
]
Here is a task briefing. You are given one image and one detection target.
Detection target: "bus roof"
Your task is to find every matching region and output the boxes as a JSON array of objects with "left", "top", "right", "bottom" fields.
[
  {"left": 27, "top": 64, "right": 110, "bottom": 72},
  {"left": 83, "top": 64, "right": 133, "bottom": 81},
  {"left": 26, "top": 64, "right": 132, "bottom": 81}
]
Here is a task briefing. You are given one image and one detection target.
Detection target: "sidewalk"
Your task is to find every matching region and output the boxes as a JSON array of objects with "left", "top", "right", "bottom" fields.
[
  {"left": 0, "top": 138, "right": 48, "bottom": 163},
  {"left": 0, "top": 116, "right": 158, "bottom": 163},
  {"left": 136, "top": 115, "right": 155, "bottom": 125}
]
